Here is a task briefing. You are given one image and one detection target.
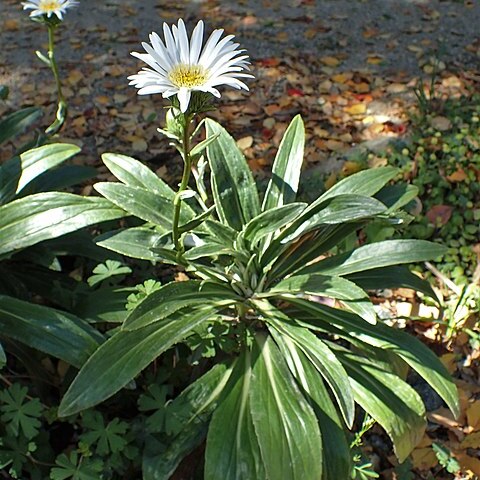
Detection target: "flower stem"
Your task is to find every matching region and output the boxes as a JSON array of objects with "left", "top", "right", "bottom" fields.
[
  {"left": 172, "top": 114, "right": 193, "bottom": 256},
  {"left": 45, "top": 23, "right": 67, "bottom": 136}
]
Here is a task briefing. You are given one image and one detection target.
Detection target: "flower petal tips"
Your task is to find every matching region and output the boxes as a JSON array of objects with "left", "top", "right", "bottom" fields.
[
  {"left": 128, "top": 19, "right": 254, "bottom": 113},
  {"left": 22, "top": 0, "right": 79, "bottom": 20}
]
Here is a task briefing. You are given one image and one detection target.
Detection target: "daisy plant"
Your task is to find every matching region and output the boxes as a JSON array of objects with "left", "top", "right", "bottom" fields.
[
  {"left": 22, "top": 0, "right": 79, "bottom": 136},
  {"left": 59, "top": 19, "right": 458, "bottom": 480}
]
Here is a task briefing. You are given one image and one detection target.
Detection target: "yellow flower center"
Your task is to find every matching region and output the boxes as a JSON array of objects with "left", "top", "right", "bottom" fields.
[
  {"left": 168, "top": 64, "right": 208, "bottom": 88},
  {"left": 39, "top": 0, "right": 62, "bottom": 12}
]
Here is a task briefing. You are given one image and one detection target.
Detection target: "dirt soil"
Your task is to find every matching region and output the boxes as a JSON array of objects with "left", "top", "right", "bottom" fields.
[{"left": 1, "top": 0, "right": 479, "bottom": 177}]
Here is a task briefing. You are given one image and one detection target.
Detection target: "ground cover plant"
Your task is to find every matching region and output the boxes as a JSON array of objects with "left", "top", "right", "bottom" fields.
[{"left": 1, "top": 1, "right": 479, "bottom": 479}]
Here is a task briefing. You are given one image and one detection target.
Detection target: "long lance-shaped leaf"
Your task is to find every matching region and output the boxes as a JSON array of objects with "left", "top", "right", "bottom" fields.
[
  {"left": 335, "top": 348, "right": 426, "bottom": 462},
  {"left": 262, "top": 222, "right": 362, "bottom": 284},
  {"left": 297, "top": 239, "right": 447, "bottom": 277},
  {"left": 123, "top": 280, "right": 240, "bottom": 330},
  {"left": 0, "top": 343, "right": 5, "bottom": 367},
  {"left": 284, "top": 298, "right": 460, "bottom": 418},
  {"left": 346, "top": 266, "right": 437, "bottom": 300},
  {"left": 0, "top": 296, "right": 103, "bottom": 368},
  {"left": 262, "top": 306, "right": 354, "bottom": 427},
  {"left": 102, "top": 153, "right": 176, "bottom": 199},
  {"left": 18, "top": 165, "right": 97, "bottom": 197},
  {"left": 240, "top": 202, "right": 306, "bottom": 244},
  {"left": 318, "top": 166, "right": 398, "bottom": 202},
  {"left": 95, "top": 227, "right": 166, "bottom": 261},
  {"left": 272, "top": 335, "right": 351, "bottom": 480},
  {"left": 268, "top": 273, "right": 376, "bottom": 324},
  {"left": 0, "top": 107, "right": 42, "bottom": 145},
  {"left": 205, "top": 350, "right": 266, "bottom": 480},
  {"left": 0, "top": 144, "right": 80, "bottom": 204},
  {"left": 263, "top": 115, "right": 305, "bottom": 211},
  {"left": 59, "top": 307, "right": 217, "bottom": 416},
  {"left": 205, "top": 119, "right": 260, "bottom": 230},
  {"left": 145, "top": 363, "right": 233, "bottom": 480},
  {"left": 94, "top": 182, "right": 192, "bottom": 229},
  {"left": 375, "top": 183, "right": 419, "bottom": 212},
  {"left": 0, "top": 193, "right": 127, "bottom": 256},
  {"left": 250, "top": 333, "right": 323, "bottom": 480},
  {"left": 280, "top": 194, "right": 387, "bottom": 244}
]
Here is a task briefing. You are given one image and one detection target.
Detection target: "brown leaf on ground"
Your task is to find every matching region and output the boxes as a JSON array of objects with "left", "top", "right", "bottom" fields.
[{"left": 426, "top": 205, "right": 454, "bottom": 226}]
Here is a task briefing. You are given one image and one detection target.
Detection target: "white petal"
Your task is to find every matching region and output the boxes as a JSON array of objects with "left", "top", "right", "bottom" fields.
[
  {"left": 189, "top": 20, "right": 204, "bottom": 64},
  {"left": 163, "top": 23, "right": 180, "bottom": 64},
  {"left": 198, "top": 28, "right": 224, "bottom": 64},
  {"left": 177, "top": 88, "right": 191, "bottom": 113},
  {"left": 176, "top": 19, "right": 190, "bottom": 64},
  {"left": 149, "top": 32, "right": 174, "bottom": 69},
  {"left": 138, "top": 85, "right": 169, "bottom": 95}
]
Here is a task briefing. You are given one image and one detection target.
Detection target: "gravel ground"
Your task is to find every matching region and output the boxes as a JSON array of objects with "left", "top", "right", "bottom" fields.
[
  {"left": 0, "top": 0, "right": 479, "bottom": 165},
  {"left": 1, "top": 0, "right": 479, "bottom": 82}
]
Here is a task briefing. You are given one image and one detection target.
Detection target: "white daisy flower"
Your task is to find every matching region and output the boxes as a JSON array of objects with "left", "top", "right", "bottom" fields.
[
  {"left": 22, "top": 0, "right": 79, "bottom": 20},
  {"left": 128, "top": 19, "right": 253, "bottom": 113}
]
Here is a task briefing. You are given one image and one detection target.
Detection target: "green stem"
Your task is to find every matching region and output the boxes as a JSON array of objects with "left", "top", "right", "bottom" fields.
[
  {"left": 172, "top": 115, "right": 193, "bottom": 256},
  {"left": 45, "top": 23, "right": 67, "bottom": 136}
]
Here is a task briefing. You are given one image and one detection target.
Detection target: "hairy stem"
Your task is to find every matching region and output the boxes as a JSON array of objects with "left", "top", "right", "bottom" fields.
[
  {"left": 172, "top": 114, "right": 193, "bottom": 256},
  {"left": 45, "top": 23, "right": 67, "bottom": 136}
]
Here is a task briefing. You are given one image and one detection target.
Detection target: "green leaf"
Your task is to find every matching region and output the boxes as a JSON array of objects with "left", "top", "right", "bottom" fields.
[
  {"left": 375, "top": 184, "right": 418, "bottom": 212},
  {"left": 0, "top": 343, "right": 5, "bottom": 367},
  {"left": 432, "top": 443, "right": 461, "bottom": 474},
  {"left": 95, "top": 182, "right": 190, "bottom": 229},
  {"left": 59, "top": 307, "right": 217, "bottom": 416},
  {"left": 241, "top": 202, "right": 306, "bottom": 243},
  {"left": 0, "top": 85, "right": 9, "bottom": 100},
  {"left": 0, "top": 295, "right": 103, "bottom": 368},
  {"left": 50, "top": 451, "right": 103, "bottom": 480},
  {"left": 281, "top": 194, "right": 387, "bottom": 243},
  {"left": 205, "top": 352, "right": 265, "bottom": 480},
  {"left": 298, "top": 239, "right": 447, "bottom": 277},
  {"left": 205, "top": 119, "right": 260, "bottom": 230},
  {"left": 249, "top": 333, "right": 323, "bottom": 480},
  {"left": 18, "top": 165, "right": 97, "bottom": 197},
  {"left": 0, "top": 107, "right": 42, "bottom": 145},
  {"left": 190, "top": 132, "right": 220, "bottom": 158},
  {"left": 2, "top": 144, "right": 80, "bottom": 202},
  {"left": 183, "top": 243, "right": 236, "bottom": 261},
  {"left": 263, "top": 115, "right": 305, "bottom": 211},
  {"left": 87, "top": 260, "right": 132, "bottom": 287},
  {"left": 268, "top": 272, "right": 376, "bottom": 324},
  {"left": 123, "top": 280, "right": 238, "bottom": 330},
  {"left": 0, "top": 192, "right": 127, "bottom": 256},
  {"left": 95, "top": 227, "right": 166, "bottom": 261},
  {"left": 203, "top": 220, "right": 237, "bottom": 248},
  {"left": 285, "top": 298, "right": 460, "bottom": 418},
  {"left": 74, "top": 287, "right": 134, "bottom": 323},
  {"left": 262, "top": 223, "right": 362, "bottom": 282},
  {"left": 272, "top": 335, "right": 351, "bottom": 480},
  {"left": 264, "top": 309, "right": 354, "bottom": 427},
  {"left": 346, "top": 266, "right": 437, "bottom": 300},
  {"left": 79, "top": 411, "right": 129, "bottom": 455},
  {"left": 102, "top": 153, "right": 187, "bottom": 206},
  {"left": 144, "top": 364, "right": 232, "bottom": 480},
  {"left": 0, "top": 384, "right": 43, "bottom": 439},
  {"left": 336, "top": 349, "right": 426, "bottom": 462},
  {"left": 319, "top": 166, "right": 398, "bottom": 202}
]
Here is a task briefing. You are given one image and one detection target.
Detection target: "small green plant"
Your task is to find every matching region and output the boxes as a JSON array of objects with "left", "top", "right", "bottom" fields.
[{"left": 55, "top": 20, "right": 459, "bottom": 479}]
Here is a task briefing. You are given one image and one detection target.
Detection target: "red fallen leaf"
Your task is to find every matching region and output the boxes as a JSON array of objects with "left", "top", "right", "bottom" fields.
[
  {"left": 426, "top": 205, "right": 453, "bottom": 226},
  {"left": 383, "top": 121, "right": 407, "bottom": 135},
  {"left": 258, "top": 58, "right": 280, "bottom": 67},
  {"left": 262, "top": 128, "right": 275, "bottom": 140},
  {"left": 352, "top": 93, "right": 373, "bottom": 102},
  {"left": 287, "top": 88, "right": 304, "bottom": 97}
]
